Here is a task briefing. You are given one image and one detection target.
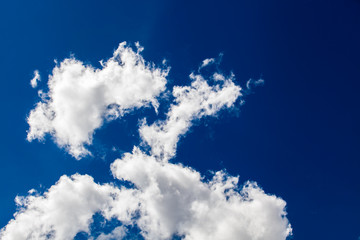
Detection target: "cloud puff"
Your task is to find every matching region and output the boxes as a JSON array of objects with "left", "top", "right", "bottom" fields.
[
  {"left": 30, "top": 70, "right": 41, "bottom": 88},
  {"left": 1, "top": 151, "right": 291, "bottom": 240},
  {"left": 111, "top": 148, "right": 292, "bottom": 240},
  {"left": 2, "top": 44, "right": 292, "bottom": 240},
  {"left": 96, "top": 226, "right": 128, "bottom": 240},
  {"left": 139, "top": 71, "right": 241, "bottom": 161},
  {"left": 200, "top": 58, "right": 215, "bottom": 69},
  {"left": 27, "top": 42, "right": 168, "bottom": 159},
  {"left": 0, "top": 174, "right": 138, "bottom": 240}
]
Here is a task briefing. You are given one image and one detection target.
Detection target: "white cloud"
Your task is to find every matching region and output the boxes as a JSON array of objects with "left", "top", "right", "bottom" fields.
[
  {"left": 200, "top": 58, "right": 215, "bottom": 68},
  {"left": 30, "top": 70, "right": 41, "bottom": 88},
  {"left": 96, "top": 226, "right": 127, "bottom": 240},
  {"left": 27, "top": 42, "right": 168, "bottom": 159},
  {"left": 246, "top": 78, "right": 265, "bottom": 90},
  {"left": 1, "top": 151, "right": 291, "bottom": 240},
  {"left": 2, "top": 45, "right": 292, "bottom": 240},
  {"left": 0, "top": 174, "right": 139, "bottom": 240},
  {"left": 139, "top": 72, "right": 241, "bottom": 161},
  {"left": 213, "top": 72, "right": 225, "bottom": 81},
  {"left": 110, "top": 148, "right": 292, "bottom": 240}
]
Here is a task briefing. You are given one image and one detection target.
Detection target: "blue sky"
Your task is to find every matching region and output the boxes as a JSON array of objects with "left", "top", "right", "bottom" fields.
[{"left": 0, "top": 0, "right": 359, "bottom": 239}]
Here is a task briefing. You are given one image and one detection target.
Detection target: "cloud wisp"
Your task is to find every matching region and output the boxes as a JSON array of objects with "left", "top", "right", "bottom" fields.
[
  {"left": 139, "top": 72, "right": 241, "bottom": 161},
  {"left": 30, "top": 70, "right": 41, "bottom": 88},
  {"left": 1, "top": 43, "right": 292, "bottom": 240}
]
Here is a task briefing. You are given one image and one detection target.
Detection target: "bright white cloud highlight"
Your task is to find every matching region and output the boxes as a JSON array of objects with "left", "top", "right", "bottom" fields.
[
  {"left": 27, "top": 42, "right": 168, "bottom": 159},
  {"left": 30, "top": 70, "right": 41, "bottom": 88},
  {"left": 2, "top": 43, "right": 292, "bottom": 240}
]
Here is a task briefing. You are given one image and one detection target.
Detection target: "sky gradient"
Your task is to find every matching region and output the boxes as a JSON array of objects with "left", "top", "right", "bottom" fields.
[{"left": 0, "top": 0, "right": 359, "bottom": 239}]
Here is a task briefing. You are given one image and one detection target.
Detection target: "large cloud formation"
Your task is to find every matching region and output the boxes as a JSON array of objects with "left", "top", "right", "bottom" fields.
[
  {"left": 27, "top": 42, "right": 168, "bottom": 159},
  {"left": 1, "top": 43, "right": 292, "bottom": 240}
]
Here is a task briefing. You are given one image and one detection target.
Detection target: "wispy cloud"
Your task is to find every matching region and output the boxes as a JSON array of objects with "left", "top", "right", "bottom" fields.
[
  {"left": 139, "top": 71, "right": 241, "bottom": 161},
  {"left": 30, "top": 70, "right": 41, "bottom": 88},
  {"left": 246, "top": 78, "right": 265, "bottom": 90},
  {"left": 199, "top": 58, "right": 215, "bottom": 69}
]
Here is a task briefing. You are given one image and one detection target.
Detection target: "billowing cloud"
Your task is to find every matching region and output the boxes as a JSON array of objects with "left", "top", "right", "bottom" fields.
[
  {"left": 111, "top": 148, "right": 292, "bottom": 240},
  {"left": 27, "top": 42, "right": 168, "bottom": 159},
  {"left": 2, "top": 43, "right": 292, "bottom": 240},
  {"left": 0, "top": 174, "right": 138, "bottom": 240},
  {"left": 1, "top": 152, "right": 291, "bottom": 240},
  {"left": 30, "top": 70, "right": 41, "bottom": 88}
]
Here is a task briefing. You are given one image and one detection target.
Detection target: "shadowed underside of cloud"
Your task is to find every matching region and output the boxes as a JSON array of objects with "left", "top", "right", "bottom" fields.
[{"left": 1, "top": 43, "right": 292, "bottom": 240}]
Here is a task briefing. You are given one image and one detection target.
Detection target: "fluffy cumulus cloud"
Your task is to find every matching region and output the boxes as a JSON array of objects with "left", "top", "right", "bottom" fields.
[
  {"left": 1, "top": 43, "right": 292, "bottom": 240},
  {"left": 0, "top": 174, "right": 138, "bottom": 240},
  {"left": 1, "top": 155, "right": 291, "bottom": 240},
  {"left": 27, "top": 42, "right": 168, "bottom": 159}
]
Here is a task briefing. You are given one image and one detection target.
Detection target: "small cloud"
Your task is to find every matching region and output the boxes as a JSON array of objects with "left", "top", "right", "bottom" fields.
[
  {"left": 213, "top": 73, "right": 225, "bottom": 81},
  {"left": 200, "top": 58, "right": 215, "bottom": 69},
  {"left": 246, "top": 78, "right": 265, "bottom": 92},
  {"left": 27, "top": 189, "right": 36, "bottom": 194},
  {"left": 30, "top": 70, "right": 40, "bottom": 88}
]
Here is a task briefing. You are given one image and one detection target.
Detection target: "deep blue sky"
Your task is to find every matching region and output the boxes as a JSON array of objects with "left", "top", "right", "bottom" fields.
[{"left": 0, "top": 0, "right": 359, "bottom": 239}]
